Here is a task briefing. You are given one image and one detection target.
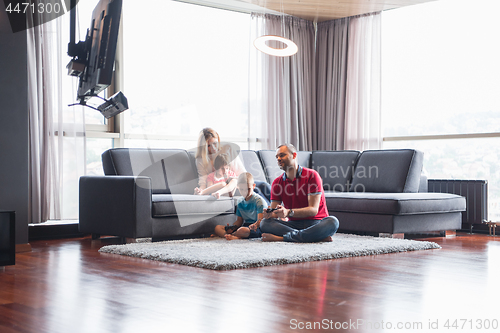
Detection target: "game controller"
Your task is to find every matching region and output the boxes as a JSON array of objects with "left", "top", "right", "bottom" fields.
[
  {"left": 224, "top": 225, "right": 239, "bottom": 233},
  {"left": 266, "top": 208, "right": 278, "bottom": 213}
]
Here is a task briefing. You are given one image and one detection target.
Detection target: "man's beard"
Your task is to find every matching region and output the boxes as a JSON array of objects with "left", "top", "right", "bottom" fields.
[{"left": 279, "top": 161, "right": 293, "bottom": 172}]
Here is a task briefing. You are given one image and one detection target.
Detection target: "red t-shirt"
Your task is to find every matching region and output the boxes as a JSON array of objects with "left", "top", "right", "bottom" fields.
[{"left": 270, "top": 166, "right": 329, "bottom": 221}]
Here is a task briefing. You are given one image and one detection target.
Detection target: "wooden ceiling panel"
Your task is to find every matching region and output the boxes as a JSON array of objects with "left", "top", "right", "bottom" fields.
[{"left": 241, "top": 0, "right": 436, "bottom": 22}]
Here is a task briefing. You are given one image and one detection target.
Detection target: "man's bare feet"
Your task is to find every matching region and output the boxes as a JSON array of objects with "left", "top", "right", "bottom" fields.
[
  {"left": 225, "top": 234, "right": 240, "bottom": 240},
  {"left": 319, "top": 236, "right": 333, "bottom": 242},
  {"left": 262, "top": 233, "right": 284, "bottom": 242}
]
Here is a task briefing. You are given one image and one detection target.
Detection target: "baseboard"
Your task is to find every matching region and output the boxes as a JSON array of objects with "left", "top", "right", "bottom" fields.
[{"left": 29, "top": 221, "right": 85, "bottom": 240}]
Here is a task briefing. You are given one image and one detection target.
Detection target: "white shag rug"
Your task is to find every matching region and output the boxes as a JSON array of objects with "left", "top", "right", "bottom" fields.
[{"left": 98, "top": 233, "right": 440, "bottom": 270}]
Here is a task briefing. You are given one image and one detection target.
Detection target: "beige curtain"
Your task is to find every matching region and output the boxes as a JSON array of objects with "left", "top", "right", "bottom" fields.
[
  {"left": 316, "top": 17, "right": 350, "bottom": 150},
  {"left": 316, "top": 12, "right": 382, "bottom": 151},
  {"left": 253, "top": 12, "right": 382, "bottom": 152},
  {"left": 250, "top": 14, "right": 316, "bottom": 151}
]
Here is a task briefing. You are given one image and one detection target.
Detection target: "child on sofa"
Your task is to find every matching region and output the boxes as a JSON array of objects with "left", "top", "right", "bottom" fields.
[
  {"left": 194, "top": 153, "right": 237, "bottom": 199},
  {"left": 214, "top": 172, "right": 268, "bottom": 240}
]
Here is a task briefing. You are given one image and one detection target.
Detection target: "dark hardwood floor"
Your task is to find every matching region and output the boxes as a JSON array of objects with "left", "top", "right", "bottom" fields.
[{"left": 1, "top": 233, "right": 500, "bottom": 333}]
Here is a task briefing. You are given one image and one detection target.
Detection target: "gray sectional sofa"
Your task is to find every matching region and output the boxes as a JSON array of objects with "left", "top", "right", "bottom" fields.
[{"left": 79, "top": 148, "right": 466, "bottom": 241}]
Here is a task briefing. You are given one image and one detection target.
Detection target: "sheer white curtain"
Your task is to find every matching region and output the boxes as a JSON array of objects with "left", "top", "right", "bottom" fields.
[
  {"left": 249, "top": 14, "right": 316, "bottom": 151},
  {"left": 344, "top": 13, "right": 382, "bottom": 151},
  {"left": 27, "top": 16, "right": 86, "bottom": 223}
]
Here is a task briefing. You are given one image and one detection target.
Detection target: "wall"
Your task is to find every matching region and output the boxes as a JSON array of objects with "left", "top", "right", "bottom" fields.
[{"left": 0, "top": 5, "right": 30, "bottom": 245}]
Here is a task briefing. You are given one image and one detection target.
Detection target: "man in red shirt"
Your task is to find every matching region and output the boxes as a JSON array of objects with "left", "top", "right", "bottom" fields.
[{"left": 261, "top": 144, "right": 340, "bottom": 242}]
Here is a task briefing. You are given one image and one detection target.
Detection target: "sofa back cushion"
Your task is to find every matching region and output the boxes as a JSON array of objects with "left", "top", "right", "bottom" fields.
[
  {"left": 258, "top": 150, "right": 312, "bottom": 183},
  {"left": 297, "top": 151, "right": 312, "bottom": 169},
  {"left": 311, "top": 151, "right": 360, "bottom": 192},
  {"left": 240, "top": 150, "right": 267, "bottom": 183},
  {"left": 350, "top": 149, "right": 424, "bottom": 193},
  {"left": 102, "top": 148, "right": 198, "bottom": 194}
]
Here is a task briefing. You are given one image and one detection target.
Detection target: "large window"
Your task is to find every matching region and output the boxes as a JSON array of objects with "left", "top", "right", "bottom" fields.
[
  {"left": 53, "top": 0, "right": 253, "bottom": 220},
  {"left": 121, "top": 1, "right": 251, "bottom": 149},
  {"left": 382, "top": 0, "right": 500, "bottom": 219},
  {"left": 68, "top": 0, "right": 115, "bottom": 183},
  {"left": 52, "top": 0, "right": 111, "bottom": 219},
  {"left": 72, "top": 1, "right": 253, "bottom": 170}
]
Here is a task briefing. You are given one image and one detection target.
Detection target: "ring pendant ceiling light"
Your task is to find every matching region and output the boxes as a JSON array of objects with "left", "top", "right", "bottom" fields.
[
  {"left": 254, "top": 0, "right": 298, "bottom": 57},
  {"left": 254, "top": 35, "right": 298, "bottom": 57}
]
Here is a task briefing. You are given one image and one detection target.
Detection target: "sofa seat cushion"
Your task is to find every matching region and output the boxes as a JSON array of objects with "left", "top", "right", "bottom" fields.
[
  {"left": 324, "top": 192, "right": 466, "bottom": 215},
  {"left": 152, "top": 194, "right": 234, "bottom": 217}
]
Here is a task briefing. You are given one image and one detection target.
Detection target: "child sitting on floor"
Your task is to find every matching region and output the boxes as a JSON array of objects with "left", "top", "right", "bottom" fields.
[
  {"left": 214, "top": 172, "right": 268, "bottom": 240},
  {"left": 194, "top": 153, "right": 237, "bottom": 199}
]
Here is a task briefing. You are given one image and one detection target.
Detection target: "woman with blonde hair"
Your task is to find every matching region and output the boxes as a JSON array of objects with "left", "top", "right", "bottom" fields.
[
  {"left": 194, "top": 128, "right": 270, "bottom": 202},
  {"left": 194, "top": 128, "right": 245, "bottom": 192}
]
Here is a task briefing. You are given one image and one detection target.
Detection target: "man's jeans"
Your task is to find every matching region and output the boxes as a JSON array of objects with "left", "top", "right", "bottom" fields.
[{"left": 260, "top": 216, "right": 339, "bottom": 242}]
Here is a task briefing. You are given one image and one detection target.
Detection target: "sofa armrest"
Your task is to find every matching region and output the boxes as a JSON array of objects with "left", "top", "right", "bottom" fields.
[
  {"left": 79, "top": 176, "right": 153, "bottom": 238},
  {"left": 419, "top": 173, "right": 428, "bottom": 193}
]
